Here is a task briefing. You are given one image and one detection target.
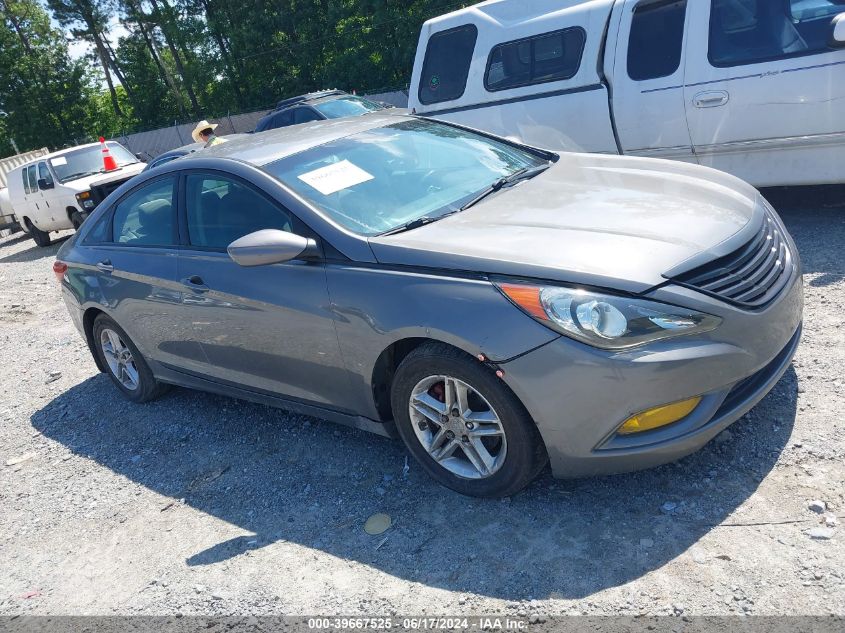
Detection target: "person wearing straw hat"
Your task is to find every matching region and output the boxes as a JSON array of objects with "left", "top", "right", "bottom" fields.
[{"left": 191, "top": 120, "right": 227, "bottom": 148}]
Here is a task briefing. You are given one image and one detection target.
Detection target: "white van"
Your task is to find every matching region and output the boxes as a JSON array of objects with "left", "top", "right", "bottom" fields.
[
  {"left": 409, "top": 0, "right": 845, "bottom": 187},
  {"left": 7, "top": 141, "right": 146, "bottom": 246},
  {"left": 0, "top": 148, "right": 49, "bottom": 234}
]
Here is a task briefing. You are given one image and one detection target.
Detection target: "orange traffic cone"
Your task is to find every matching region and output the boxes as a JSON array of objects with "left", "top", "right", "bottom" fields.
[{"left": 99, "top": 136, "right": 118, "bottom": 171}]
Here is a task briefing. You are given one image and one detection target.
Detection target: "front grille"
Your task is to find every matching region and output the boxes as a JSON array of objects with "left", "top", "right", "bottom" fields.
[
  {"left": 92, "top": 178, "right": 130, "bottom": 204},
  {"left": 672, "top": 212, "right": 793, "bottom": 308}
]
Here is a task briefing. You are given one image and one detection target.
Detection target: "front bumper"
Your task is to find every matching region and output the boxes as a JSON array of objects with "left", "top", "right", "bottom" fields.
[{"left": 500, "top": 268, "right": 803, "bottom": 478}]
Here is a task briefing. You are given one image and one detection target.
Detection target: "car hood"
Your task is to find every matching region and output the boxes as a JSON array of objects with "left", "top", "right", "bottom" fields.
[
  {"left": 64, "top": 162, "right": 146, "bottom": 191},
  {"left": 368, "top": 153, "right": 766, "bottom": 293}
]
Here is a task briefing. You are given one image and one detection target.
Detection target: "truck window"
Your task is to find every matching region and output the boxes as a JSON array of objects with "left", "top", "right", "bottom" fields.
[
  {"left": 485, "top": 27, "right": 587, "bottom": 92},
  {"left": 627, "top": 0, "right": 688, "bottom": 81},
  {"left": 710, "top": 0, "right": 842, "bottom": 66},
  {"left": 26, "top": 165, "right": 38, "bottom": 194},
  {"left": 22, "top": 169, "right": 31, "bottom": 195},
  {"left": 418, "top": 24, "right": 478, "bottom": 105},
  {"left": 37, "top": 162, "right": 53, "bottom": 189}
]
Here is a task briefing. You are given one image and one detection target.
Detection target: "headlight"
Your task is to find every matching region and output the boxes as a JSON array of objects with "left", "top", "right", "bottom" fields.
[
  {"left": 75, "top": 191, "right": 95, "bottom": 209},
  {"left": 497, "top": 282, "right": 721, "bottom": 350}
]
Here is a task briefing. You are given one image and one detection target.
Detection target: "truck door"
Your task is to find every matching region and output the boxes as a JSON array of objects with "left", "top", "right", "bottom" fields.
[
  {"left": 36, "top": 161, "right": 59, "bottom": 224},
  {"left": 609, "top": 0, "right": 696, "bottom": 163},
  {"left": 23, "top": 165, "right": 47, "bottom": 227},
  {"left": 683, "top": 0, "right": 845, "bottom": 187}
]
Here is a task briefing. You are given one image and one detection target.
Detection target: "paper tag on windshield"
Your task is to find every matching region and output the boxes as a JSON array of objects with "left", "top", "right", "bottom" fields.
[
  {"left": 52, "top": 157, "right": 68, "bottom": 166},
  {"left": 298, "top": 160, "right": 374, "bottom": 196}
]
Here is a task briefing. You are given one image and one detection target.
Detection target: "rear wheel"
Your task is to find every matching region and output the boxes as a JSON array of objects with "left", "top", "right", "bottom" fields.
[
  {"left": 25, "top": 219, "right": 51, "bottom": 247},
  {"left": 92, "top": 314, "right": 168, "bottom": 403},
  {"left": 391, "top": 343, "right": 547, "bottom": 497}
]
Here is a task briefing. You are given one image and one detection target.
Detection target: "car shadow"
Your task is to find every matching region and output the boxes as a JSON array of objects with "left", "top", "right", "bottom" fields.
[
  {"left": 0, "top": 232, "right": 31, "bottom": 248},
  {"left": 32, "top": 364, "right": 797, "bottom": 600},
  {"left": 0, "top": 236, "right": 70, "bottom": 264}
]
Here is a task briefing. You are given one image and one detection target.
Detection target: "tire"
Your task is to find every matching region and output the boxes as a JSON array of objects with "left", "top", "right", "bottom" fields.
[
  {"left": 92, "top": 314, "right": 169, "bottom": 403},
  {"left": 391, "top": 342, "right": 547, "bottom": 498},
  {"left": 25, "top": 219, "right": 51, "bottom": 247},
  {"left": 71, "top": 211, "right": 85, "bottom": 230}
]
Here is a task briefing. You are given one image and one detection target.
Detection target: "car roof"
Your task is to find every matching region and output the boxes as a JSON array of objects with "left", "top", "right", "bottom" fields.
[
  {"left": 274, "top": 89, "right": 347, "bottom": 111},
  {"left": 427, "top": 0, "right": 611, "bottom": 29},
  {"left": 183, "top": 112, "right": 411, "bottom": 167}
]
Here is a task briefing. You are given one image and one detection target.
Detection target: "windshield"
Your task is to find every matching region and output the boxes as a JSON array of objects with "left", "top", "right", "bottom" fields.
[
  {"left": 265, "top": 119, "right": 548, "bottom": 236},
  {"left": 49, "top": 142, "right": 139, "bottom": 182},
  {"left": 313, "top": 96, "right": 385, "bottom": 119}
]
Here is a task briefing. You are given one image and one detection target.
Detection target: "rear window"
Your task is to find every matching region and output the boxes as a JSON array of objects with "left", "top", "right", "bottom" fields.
[
  {"left": 627, "top": 0, "right": 688, "bottom": 81},
  {"left": 485, "top": 28, "right": 586, "bottom": 92},
  {"left": 418, "top": 24, "right": 478, "bottom": 105},
  {"left": 314, "top": 97, "right": 383, "bottom": 119}
]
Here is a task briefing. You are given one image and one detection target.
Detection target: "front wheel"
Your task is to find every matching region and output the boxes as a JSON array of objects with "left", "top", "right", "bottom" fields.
[
  {"left": 92, "top": 314, "right": 169, "bottom": 403},
  {"left": 391, "top": 343, "right": 547, "bottom": 497},
  {"left": 25, "top": 219, "right": 51, "bottom": 247},
  {"left": 71, "top": 211, "right": 85, "bottom": 230}
]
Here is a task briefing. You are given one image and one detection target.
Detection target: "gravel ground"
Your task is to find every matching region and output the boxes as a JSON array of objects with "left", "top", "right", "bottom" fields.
[{"left": 0, "top": 195, "right": 843, "bottom": 617}]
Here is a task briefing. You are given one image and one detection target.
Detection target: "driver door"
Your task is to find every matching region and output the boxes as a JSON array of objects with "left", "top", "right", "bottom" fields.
[{"left": 174, "top": 171, "right": 354, "bottom": 409}]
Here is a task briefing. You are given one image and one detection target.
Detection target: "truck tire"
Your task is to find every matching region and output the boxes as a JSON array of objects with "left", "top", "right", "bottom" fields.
[
  {"left": 71, "top": 211, "right": 85, "bottom": 230},
  {"left": 25, "top": 218, "right": 51, "bottom": 247}
]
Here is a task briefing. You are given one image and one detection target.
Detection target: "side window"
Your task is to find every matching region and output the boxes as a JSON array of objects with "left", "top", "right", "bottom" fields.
[
  {"left": 418, "top": 24, "right": 478, "bottom": 105},
  {"left": 293, "top": 108, "right": 322, "bottom": 124},
  {"left": 83, "top": 211, "right": 111, "bottom": 244},
  {"left": 485, "top": 28, "right": 586, "bottom": 92},
  {"left": 37, "top": 162, "right": 53, "bottom": 188},
  {"left": 628, "top": 0, "right": 687, "bottom": 81},
  {"left": 185, "top": 174, "right": 293, "bottom": 249},
  {"left": 22, "top": 169, "right": 31, "bottom": 195},
  {"left": 710, "top": 0, "right": 834, "bottom": 67},
  {"left": 273, "top": 110, "right": 294, "bottom": 129},
  {"left": 112, "top": 178, "right": 176, "bottom": 246},
  {"left": 26, "top": 165, "right": 38, "bottom": 194}
]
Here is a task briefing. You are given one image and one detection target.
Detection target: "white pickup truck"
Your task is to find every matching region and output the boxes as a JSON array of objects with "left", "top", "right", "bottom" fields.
[
  {"left": 6, "top": 141, "right": 146, "bottom": 247},
  {"left": 409, "top": 0, "right": 845, "bottom": 187}
]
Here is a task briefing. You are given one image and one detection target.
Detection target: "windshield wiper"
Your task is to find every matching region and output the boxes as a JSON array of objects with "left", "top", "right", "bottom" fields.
[
  {"left": 380, "top": 210, "right": 459, "bottom": 236},
  {"left": 460, "top": 163, "right": 551, "bottom": 212},
  {"left": 60, "top": 171, "right": 101, "bottom": 181}
]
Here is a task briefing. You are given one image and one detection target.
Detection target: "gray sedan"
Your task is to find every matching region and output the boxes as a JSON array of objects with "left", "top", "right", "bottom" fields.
[{"left": 55, "top": 113, "right": 803, "bottom": 497}]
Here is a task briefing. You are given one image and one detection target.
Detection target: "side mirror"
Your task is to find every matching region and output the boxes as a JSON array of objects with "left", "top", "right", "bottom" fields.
[
  {"left": 227, "top": 229, "right": 320, "bottom": 267},
  {"left": 831, "top": 13, "right": 845, "bottom": 48},
  {"left": 135, "top": 152, "right": 150, "bottom": 162},
  {"left": 37, "top": 178, "right": 54, "bottom": 190}
]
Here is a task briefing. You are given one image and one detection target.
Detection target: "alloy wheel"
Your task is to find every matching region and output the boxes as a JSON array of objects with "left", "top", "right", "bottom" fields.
[
  {"left": 408, "top": 375, "right": 508, "bottom": 479},
  {"left": 100, "top": 328, "right": 140, "bottom": 391}
]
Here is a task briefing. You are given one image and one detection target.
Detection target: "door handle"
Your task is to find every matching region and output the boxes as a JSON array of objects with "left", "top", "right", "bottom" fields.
[
  {"left": 693, "top": 91, "right": 729, "bottom": 108},
  {"left": 181, "top": 275, "right": 209, "bottom": 292},
  {"left": 96, "top": 260, "right": 113, "bottom": 273}
]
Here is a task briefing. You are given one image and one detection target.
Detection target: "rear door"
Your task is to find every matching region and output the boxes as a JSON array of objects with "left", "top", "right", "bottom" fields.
[
  {"left": 610, "top": 0, "right": 696, "bottom": 162},
  {"left": 174, "top": 170, "right": 352, "bottom": 409},
  {"left": 82, "top": 175, "right": 185, "bottom": 366},
  {"left": 683, "top": 0, "right": 845, "bottom": 186}
]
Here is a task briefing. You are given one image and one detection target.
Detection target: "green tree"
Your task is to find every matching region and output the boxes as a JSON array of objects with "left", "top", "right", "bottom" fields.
[
  {"left": 0, "top": 0, "right": 92, "bottom": 153},
  {"left": 46, "top": 0, "right": 136, "bottom": 117}
]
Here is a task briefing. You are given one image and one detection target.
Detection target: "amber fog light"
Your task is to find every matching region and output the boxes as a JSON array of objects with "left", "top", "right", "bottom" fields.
[{"left": 618, "top": 397, "right": 702, "bottom": 435}]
